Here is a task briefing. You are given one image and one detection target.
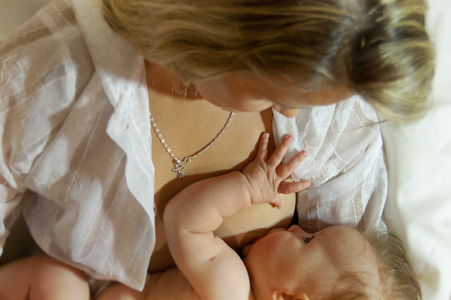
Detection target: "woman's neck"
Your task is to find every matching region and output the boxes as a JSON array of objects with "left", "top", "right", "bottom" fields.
[{"left": 145, "top": 61, "right": 200, "bottom": 100}]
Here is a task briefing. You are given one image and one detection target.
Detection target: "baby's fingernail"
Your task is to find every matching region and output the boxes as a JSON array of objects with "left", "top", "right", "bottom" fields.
[{"left": 284, "top": 135, "right": 293, "bottom": 143}]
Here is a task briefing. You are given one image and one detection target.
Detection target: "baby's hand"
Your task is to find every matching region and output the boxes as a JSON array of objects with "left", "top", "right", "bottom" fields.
[{"left": 241, "top": 133, "right": 310, "bottom": 208}]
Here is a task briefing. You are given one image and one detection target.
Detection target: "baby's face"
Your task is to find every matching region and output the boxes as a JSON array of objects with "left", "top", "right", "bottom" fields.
[{"left": 243, "top": 225, "right": 380, "bottom": 299}]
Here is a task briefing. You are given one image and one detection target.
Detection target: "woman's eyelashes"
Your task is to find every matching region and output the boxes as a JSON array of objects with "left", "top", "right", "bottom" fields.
[{"left": 303, "top": 235, "right": 314, "bottom": 244}]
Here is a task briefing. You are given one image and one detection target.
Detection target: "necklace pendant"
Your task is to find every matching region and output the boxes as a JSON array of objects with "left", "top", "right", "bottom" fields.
[
  {"left": 172, "top": 159, "right": 185, "bottom": 179},
  {"left": 150, "top": 112, "right": 234, "bottom": 180}
]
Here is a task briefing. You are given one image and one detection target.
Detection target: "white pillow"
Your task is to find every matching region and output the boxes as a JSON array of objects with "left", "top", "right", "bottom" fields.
[{"left": 381, "top": 0, "right": 451, "bottom": 299}]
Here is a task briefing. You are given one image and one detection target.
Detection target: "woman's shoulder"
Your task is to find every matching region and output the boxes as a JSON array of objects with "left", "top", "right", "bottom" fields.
[
  {"left": 0, "top": 0, "right": 95, "bottom": 104},
  {"left": 0, "top": 0, "right": 91, "bottom": 63}
]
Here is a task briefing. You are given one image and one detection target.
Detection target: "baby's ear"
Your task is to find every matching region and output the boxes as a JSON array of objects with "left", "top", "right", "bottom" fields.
[{"left": 271, "top": 291, "right": 310, "bottom": 300}]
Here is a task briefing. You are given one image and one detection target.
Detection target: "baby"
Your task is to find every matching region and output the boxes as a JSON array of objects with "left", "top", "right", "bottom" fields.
[
  {"left": 163, "top": 133, "right": 375, "bottom": 299},
  {"left": 163, "top": 133, "right": 421, "bottom": 300},
  {"left": 0, "top": 134, "right": 421, "bottom": 300}
]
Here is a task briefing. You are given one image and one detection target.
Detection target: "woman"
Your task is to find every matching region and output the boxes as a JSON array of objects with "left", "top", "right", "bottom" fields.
[{"left": 0, "top": 0, "right": 434, "bottom": 296}]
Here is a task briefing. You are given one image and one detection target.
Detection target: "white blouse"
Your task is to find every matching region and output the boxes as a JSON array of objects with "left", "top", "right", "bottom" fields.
[{"left": 0, "top": 0, "right": 387, "bottom": 291}]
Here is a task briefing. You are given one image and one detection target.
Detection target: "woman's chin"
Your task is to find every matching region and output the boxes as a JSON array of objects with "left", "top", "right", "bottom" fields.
[{"left": 242, "top": 243, "right": 253, "bottom": 257}]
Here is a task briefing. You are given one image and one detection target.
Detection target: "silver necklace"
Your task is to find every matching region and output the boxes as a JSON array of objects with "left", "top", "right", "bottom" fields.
[{"left": 149, "top": 111, "right": 235, "bottom": 178}]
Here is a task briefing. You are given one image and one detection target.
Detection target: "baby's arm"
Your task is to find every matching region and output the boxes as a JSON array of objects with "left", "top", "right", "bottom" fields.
[{"left": 164, "top": 133, "right": 309, "bottom": 300}]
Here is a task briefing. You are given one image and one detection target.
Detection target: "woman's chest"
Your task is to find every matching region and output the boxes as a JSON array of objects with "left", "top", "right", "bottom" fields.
[{"left": 148, "top": 96, "right": 295, "bottom": 272}]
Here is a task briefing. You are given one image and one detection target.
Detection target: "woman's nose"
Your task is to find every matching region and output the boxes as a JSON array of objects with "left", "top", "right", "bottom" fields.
[
  {"left": 273, "top": 107, "right": 301, "bottom": 118},
  {"left": 287, "top": 225, "right": 314, "bottom": 242}
]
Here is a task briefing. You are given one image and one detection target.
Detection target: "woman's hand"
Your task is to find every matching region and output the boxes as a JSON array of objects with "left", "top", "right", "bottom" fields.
[{"left": 241, "top": 133, "right": 310, "bottom": 208}]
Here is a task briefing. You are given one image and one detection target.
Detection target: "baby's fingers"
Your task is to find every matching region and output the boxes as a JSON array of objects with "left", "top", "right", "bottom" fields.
[
  {"left": 276, "top": 150, "right": 307, "bottom": 179},
  {"left": 268, "top": 135, "right": 293, "bottom": 168},
  {"left": 278, "top": 180, "right": 311, "bottom": 195},
  {"left": 256, "top": 132, "right": 270, "bottom": 161}
]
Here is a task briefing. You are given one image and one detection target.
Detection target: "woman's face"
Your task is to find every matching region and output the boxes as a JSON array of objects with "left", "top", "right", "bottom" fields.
[
  {"left": 194, "top": 73, "right": 354, "bottom": 118},
  {"left": 242, "top": 225, "right": 380, "bottom": 299}
]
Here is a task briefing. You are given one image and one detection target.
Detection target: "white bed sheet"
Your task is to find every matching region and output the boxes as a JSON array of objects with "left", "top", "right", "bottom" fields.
[{"left": 1, "top": 0, "right": 450, "bottom": 299}]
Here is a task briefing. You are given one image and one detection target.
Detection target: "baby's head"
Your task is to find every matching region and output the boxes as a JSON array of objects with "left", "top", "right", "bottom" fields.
[{"left": 242, "top": 225, "right": 421, "bottom": 300}]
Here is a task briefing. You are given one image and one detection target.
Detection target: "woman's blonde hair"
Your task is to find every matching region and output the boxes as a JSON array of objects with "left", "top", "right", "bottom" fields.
[{"left": 102, "top": 0, "right": 434, "bottom": 123}]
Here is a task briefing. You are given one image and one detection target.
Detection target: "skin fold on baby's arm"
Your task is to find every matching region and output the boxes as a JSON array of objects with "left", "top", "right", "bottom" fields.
[{"left": 163, "top": 133, "right": 309, "bottom": 300}]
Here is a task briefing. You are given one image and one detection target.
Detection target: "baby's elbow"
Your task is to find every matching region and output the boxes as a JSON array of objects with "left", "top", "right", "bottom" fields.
[{"left": 162, "top": 195, "right": 187, "bottom": 230}]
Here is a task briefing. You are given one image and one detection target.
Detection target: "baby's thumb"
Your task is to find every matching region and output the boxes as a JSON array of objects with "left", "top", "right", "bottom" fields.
[{"left": 270, "top": 195, "right": 282, "bottom": 209}]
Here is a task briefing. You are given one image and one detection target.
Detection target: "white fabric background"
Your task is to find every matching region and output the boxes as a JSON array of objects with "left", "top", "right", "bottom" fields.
[
  {"left": 0, "top": 0, "right": 450, "bottom": 299},
  {"left": 381, "top": 0, "right": 451, "bottom": 299}
]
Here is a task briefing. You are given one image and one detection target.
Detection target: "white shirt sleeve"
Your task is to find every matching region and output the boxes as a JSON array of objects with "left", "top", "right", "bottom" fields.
[
  {"left": 1, "top": 0, "right": 156, "bottom": 290},
  {"left": 273, "top": 96, "right": 387, "bottom": 233},
  {"left": 0, "top": 0, "right": 87, "bottom": 255}
]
